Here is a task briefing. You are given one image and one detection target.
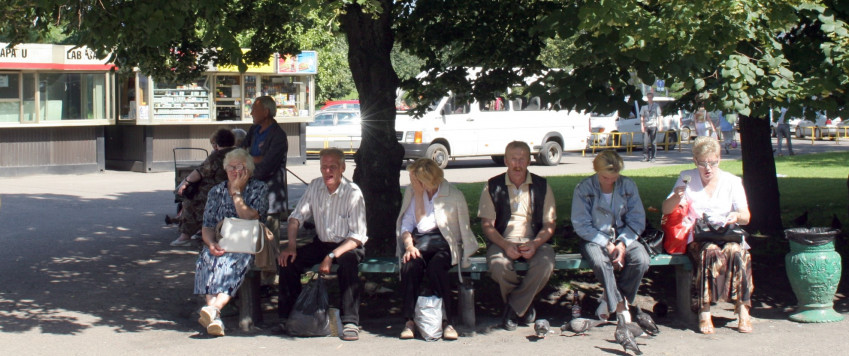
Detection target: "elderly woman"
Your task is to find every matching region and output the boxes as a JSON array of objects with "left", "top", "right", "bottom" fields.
[
  {"left": 662, "top": 136, "right": 752, "bottom": 334},
  {"left": 169, "top": 128, "right": 237, "bottom": 246},
  {"left": 395, "top": 158, "right": 478, "bottom": 340},
  {"left": 572, "top": 150, "right": 649, "bottom": 323},
  {"left": 195, "top": 148, "right": 268, "bottom": 336}
]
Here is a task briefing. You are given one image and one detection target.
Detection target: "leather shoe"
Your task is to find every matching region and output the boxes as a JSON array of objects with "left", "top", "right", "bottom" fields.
[
  {"left": 502, "top": 306, "right": 518, "bottom": 331},
  {"left": 521, "top": 306, "right": 536, "bottom": 325}
]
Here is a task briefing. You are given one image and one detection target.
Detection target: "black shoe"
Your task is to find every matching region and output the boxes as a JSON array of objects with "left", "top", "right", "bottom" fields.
[
  {"left": 521, "top": 306, "right": 536, "bottom": 325},
  {"left": 502, "top": 306, "right": 518, "bottom": 331}
]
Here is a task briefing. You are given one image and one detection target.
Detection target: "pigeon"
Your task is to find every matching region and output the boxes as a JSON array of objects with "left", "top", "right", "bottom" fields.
[
  {"left": 635, "top": 307, "right": 660, "bottom": 336},
  {"left": 567, "top": 317, "right": 607, "bottom": 335},
  {"left": 792, "top": 210, "right": 809, "bottom": 227},
  {"left": 626, "top": 322, "right": 647, "bottom": 338},
  {"left": 615, "top": 317, "right": 642, "bottom": 355},
  {"left": 534, "top": 319, "right": 551, "bottom": 338}
]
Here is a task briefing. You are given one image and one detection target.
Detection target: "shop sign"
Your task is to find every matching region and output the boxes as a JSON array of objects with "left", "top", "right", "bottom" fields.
[
  {"left": 277, "top": 51, "right": 317, "bottom": 74},
  {"left": 62, "top": 45, "right": 111, "bottom": 65},
  {"left": 0, "top": 43, "right": 52, "bottom": 64},
  {"left": 215, "top": 49, "right": 275, "bottom": 73}
]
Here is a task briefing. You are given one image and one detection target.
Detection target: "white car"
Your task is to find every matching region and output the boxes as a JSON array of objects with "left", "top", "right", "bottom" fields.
[
  {"left": 612, "top": 96, "right": 683, "bottom": 149},
  {"left": 305, "top": 110, "right": 362, "bottom": 153},
  {"left": 795, "top": 113, "right": 842, "bottom": 139}
]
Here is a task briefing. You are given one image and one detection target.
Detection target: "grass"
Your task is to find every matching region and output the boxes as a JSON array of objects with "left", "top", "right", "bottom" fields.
[{"left": 455, "top": 151, "right": 849, "bottom": 255}]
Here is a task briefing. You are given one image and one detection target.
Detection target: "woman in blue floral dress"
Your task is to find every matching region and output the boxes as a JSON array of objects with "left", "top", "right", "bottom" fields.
[{"left": 194, "top": 148, "right": 268, "bottom": 336}]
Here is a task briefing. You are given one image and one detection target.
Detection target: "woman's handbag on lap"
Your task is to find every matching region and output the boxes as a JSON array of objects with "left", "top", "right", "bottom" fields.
[
  {"left": 215, "top": 217, "right": 264, "bottom": 254},
  {"left": 693, "top": 213, "right": 746, "bottom": 244},
  {"left": 661, "top": 201, "right": 693, "bottom": 254}
]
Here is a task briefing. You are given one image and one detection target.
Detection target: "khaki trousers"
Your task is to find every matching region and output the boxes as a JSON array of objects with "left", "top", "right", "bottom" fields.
[{"left": 486, "top": 243, "right": 555, "bottom": 316}]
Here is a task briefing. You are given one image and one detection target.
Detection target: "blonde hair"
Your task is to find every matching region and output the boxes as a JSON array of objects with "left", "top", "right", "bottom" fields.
[
  {"left": 407, "top": 158, "right": 444, "bottom": 190},
  {"left": 505, "top": 141, "right": 531, "bottom": 158},
  {"left": 224, "top": 148, "right": 256, "bottom": 176},
  {"left": 592, "top": 150, "right": 624, "bottom": 174},
  {"left": 692, "top": 136, "right": 720, "bottom": 159}
]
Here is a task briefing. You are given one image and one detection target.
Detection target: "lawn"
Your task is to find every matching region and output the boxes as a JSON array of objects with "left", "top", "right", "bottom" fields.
[{"left": 454, "top": 151, "right": 849, "bottom": 254}]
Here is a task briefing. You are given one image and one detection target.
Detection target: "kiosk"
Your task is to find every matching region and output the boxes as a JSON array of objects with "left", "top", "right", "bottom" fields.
[
  {"left": 108, "top": 51, "right": 316, "bottom": 172},
  {"left": 0, "top": 43, "right": 116, "bottom": 176}
]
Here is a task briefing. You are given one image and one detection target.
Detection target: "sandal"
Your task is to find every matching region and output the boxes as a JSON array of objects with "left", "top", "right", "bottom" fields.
[
  {"left": 443, "top": 324, "right": 458, "bottom": 340},
  {"left": 698, "top": 313, "right": 714, "bottom": 334},
  {"left": 400, "top": 320, "right": 415, "bottom": 339},
  {"left": 341, "top": 323, "right": 359, "bottom": 341}
]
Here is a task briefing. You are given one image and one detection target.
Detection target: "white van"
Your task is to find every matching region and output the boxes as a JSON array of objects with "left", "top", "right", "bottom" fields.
[{"left": 396, "top": 93, "right": 590, "bottom": 168}]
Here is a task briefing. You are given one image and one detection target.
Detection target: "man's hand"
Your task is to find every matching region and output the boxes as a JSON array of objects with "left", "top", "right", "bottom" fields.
[
  {"left": 504, "top": 242, "right": 522, "bottom": 260},
  {"left": 403, "top": 246, "right": 422, "bottom": 263},
  {"left": 518, "top": 242, "right": 537, "bottom": 259},
  {"left": 609, "top": 242, "right": 627, "bottom": 271},
  {"left": 277, "top": 247, "right": 297, "bottom": 267},
  {"left": 319, "top": 256, "right": 332, "bottom": 274}
]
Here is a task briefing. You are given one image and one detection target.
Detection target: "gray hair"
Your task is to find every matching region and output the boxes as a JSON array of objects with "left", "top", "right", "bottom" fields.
[
  {"left": 231, "top": 128, "right": 247, "bottom": 146},
  {"left": 692, "top": 136, "right": 721, "bottom": 159},
  {"left": 223, "top": 148, "right": 256, "bottom": 176},
  {"left": 254, "top": 96, "right": 277, "bottom": 119}
]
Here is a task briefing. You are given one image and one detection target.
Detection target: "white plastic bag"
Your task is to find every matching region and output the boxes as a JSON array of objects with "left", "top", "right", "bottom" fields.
[{"left": 414, "top": 295, "right": 443, "bottom": 341}]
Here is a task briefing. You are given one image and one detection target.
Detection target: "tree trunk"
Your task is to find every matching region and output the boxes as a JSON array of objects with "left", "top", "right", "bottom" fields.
[
  {"left": 340, "top": 1, "right": 405, "bottom": 256},
  {"left": 739, "top": 115, "right": 783, "bottom": 236}
]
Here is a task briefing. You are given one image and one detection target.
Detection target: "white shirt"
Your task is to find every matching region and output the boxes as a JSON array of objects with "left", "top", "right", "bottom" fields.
[
  {"left": 400, "top": 186, "right": 440, "bottom": 234},
  {"left": 290, "top": 177, "right": 368, "bottom": 245},
  {"left": 669, "top": 168, "right": 749, "bottom": 245}
]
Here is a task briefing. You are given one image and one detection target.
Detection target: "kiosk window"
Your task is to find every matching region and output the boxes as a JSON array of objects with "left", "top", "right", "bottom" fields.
[{"left": 0, "top": 73, "right": 21, "bottom": 123}]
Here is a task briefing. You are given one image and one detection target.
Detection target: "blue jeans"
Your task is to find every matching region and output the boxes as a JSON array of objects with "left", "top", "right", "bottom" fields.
[{"left": 776, "top": 123, "right": 793, "bottom": 155}]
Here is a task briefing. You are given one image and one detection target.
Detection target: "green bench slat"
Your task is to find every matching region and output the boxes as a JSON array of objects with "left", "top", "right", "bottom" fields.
[{"left": 351, "top": 253, "right": 691, "bottom": 274}]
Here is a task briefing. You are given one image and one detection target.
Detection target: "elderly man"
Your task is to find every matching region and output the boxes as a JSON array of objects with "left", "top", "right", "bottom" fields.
[
  {"left": 277, "top": 148, "right": 368, "bottom": 341},
  {"left": 479, "top": 141, "right": 556, "bottom": 331},
  {"left": 242, "top": 96, "right": 289, "bottom": 237}
]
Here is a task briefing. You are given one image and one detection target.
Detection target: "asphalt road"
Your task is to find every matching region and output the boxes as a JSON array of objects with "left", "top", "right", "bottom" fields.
[{"left": 1, "top": 136, "right": 848, "bottom": 355}]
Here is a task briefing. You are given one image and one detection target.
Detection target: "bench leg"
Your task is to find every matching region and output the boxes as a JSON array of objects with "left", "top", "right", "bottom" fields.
[
  {"left": 458, "top": 279, "right": 476, "bottom": 336},
  {"left": 237, "top": 270, "right": 262, "bottom": 332},
  {"left": 674, "top": 265, "right": 696, "bottom": 323}
]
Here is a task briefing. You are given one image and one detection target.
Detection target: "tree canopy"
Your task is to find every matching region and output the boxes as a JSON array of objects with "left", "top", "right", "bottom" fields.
[{"left": 5, "top": 0, "right": 848, "bottom": 242}]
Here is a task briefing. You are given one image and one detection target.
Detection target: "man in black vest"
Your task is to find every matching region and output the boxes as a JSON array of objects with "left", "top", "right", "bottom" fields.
[{"left": 478, "top": 141, "right": 556, "bottom": 331}]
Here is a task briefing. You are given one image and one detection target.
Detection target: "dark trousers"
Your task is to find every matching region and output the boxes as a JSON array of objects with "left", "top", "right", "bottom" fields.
[
  {"left": 643, "top": 126, "right": 658, "bottom": 160},
  {"left": 400, "top": 247, "right": 453, "bottom": 324},
  {"left": 776, "top": 123, "right": 794, "bottom": 155},
  {"left": 278, "top": 237, "right": 365, "bottom": 325}
]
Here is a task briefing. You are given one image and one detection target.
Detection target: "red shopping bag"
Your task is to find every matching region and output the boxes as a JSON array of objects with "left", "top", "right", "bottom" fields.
[{"left": 661, "top": 201, "right": 693, "bottom": 254}]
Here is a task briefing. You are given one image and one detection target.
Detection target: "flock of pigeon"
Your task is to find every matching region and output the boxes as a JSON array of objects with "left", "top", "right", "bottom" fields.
[{"left": 532, "top": 307, "right": 659, "bottom": 355}]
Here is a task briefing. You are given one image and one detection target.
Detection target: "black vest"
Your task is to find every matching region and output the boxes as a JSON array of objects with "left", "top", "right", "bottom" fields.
[{"left": 487, "top": 172, "right": 548, "bottom": 240}]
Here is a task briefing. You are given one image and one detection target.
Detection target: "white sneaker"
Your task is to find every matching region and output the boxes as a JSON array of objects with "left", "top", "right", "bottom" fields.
[
  {"left": 198, "top": 306, "right": 218, "bottom": 328},
  {"left": 617, "top": 310, "right": 632, "bottom": 323},
  {"left": 207, "top": 318, "right": 225, "bottom": 336}
]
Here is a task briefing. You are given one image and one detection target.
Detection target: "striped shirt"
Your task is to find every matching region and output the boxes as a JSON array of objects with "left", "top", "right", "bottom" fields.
[{"left": 290, "top": 177, "right": 368, "bottom": 245}]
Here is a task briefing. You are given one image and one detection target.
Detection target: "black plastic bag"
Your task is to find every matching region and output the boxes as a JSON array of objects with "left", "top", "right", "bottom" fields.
[{"left": 287, "top": 276, "right": 331, "bottom": 337}]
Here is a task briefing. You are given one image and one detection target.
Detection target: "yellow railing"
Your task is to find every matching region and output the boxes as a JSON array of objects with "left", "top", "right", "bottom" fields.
[
  {"left": 584, "top": 130, "right": 685, "bottom": 156},
  {"left": 305, "top": 135, "right": 359, "bottom": 155}
]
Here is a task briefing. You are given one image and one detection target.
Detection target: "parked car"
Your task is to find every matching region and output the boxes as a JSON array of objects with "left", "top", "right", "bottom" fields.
[
  {"left": 589, "top": 96, "right": 682, "bottom": 149},
  {"left": 319, "top": 100, "right": 360, "bottom": 111},
  {"left": 679, "top": 109, "right": 724, "bottom": 140},
  {"left": 305, "top": 109, "right": 362, "bottom": 154},
  {"left": 795, "top": 112, "right": 842, "bottom": 139}
]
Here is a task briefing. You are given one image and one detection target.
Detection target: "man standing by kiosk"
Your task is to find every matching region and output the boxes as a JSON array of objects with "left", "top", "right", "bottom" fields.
[{"left": 479, "top": 141, "right": 556, "bottom": 331}]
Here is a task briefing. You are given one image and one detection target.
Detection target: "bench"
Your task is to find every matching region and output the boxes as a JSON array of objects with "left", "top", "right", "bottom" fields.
[{"left": 235, "top": 253, "right": 693, "bottom": 332}]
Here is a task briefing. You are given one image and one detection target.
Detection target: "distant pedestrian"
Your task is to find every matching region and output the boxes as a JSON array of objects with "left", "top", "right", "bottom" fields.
[
  {"left": 719, "top": 112, "right": 736, "bottom": 154},
  {"left": 639, "top": 93, "right": 662, "bottom": 162},
  {"left": 774, "top": 107, "right": 794, "bottom": 156},
  {"left": 694, "top": 105, "right": 717, "bottom": 139}
]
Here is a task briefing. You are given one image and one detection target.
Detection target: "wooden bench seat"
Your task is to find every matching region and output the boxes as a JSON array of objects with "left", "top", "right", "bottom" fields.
[{"left": 235, "top": 253, "right": 693, "bottom": 332}]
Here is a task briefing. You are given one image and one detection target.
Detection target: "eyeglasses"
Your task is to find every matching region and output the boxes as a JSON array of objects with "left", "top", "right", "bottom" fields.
[
  {"left": 225, "top": 165, "right": 246, "bottom": 172},
  {"left": 695, "top": 161, "right": 720, "bottom": 169}
]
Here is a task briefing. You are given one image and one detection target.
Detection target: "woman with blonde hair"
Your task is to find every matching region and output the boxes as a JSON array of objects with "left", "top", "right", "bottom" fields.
[
  {"left": 662, "top": 136, "right": 752, "bottom": 334},
  {"left": 571, "top": 150, "right": 649, "bottom": 322},
  {"left": 395, "top": 158, "right": 479, "bottom": 340}
]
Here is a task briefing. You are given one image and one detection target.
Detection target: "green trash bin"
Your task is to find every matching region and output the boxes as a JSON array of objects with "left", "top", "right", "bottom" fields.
[{"left": 784, "top": 227, "right": 843, "bottom": 323}]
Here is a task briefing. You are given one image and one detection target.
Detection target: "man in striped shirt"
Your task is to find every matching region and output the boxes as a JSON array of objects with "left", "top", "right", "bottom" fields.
[{"left": 277, "top": 148, "right": 368, "bottom": 340}]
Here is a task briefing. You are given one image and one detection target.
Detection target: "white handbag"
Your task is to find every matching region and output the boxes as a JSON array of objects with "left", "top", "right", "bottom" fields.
[{"left": 217, "top": 217, "right": 264, "bottom": 254}]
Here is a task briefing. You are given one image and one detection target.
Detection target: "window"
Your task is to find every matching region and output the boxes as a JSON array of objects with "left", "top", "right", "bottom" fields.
[
  {"left": 39, "top": 73, "right": 108, "bottom": 120},
  {"left": 0, "top": 72, "right": 21, "bottom": 122}
]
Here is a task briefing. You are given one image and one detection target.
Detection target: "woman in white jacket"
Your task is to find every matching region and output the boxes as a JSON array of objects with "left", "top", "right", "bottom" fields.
[{"left": 395, "top": 158, "right": 479, "bottom": 340}]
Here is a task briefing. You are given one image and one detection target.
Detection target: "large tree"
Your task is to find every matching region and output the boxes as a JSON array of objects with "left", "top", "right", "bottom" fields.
[{"left": 5, "top": 0, "right": 848, "bottom": 248}]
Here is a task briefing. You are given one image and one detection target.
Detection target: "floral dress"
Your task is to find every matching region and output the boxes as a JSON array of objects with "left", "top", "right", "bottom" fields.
[{"left": 194, "top": 178, "right": 268, "bottom": 296}]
